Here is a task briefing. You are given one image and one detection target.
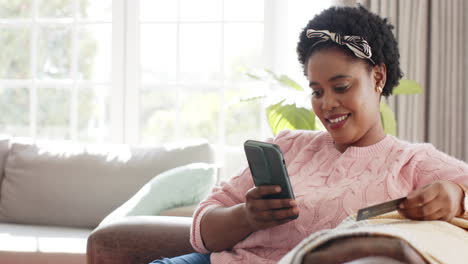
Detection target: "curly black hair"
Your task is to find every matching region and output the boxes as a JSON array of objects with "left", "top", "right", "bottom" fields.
[{"left": 297, "top": 6, "right": 402, "bottom": 97}]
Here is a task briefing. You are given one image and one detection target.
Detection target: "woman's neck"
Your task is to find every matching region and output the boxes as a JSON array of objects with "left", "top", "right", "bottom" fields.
[{"left": 334, "top": 123, "right": 386, "bottom": 153}]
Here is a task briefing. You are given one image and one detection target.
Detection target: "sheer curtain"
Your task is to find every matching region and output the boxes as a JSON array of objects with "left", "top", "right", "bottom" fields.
[{"left": 334, "top": 0, "right": 468, "bottom": 161}]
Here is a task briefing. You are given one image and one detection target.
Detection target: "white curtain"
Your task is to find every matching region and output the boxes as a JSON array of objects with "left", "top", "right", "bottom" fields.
[
  {"left": 333, "top": 0, "right": 468, "bottom": 161},
  {"left": 428, "top": 0, "right": 468, "bottom": 160}
]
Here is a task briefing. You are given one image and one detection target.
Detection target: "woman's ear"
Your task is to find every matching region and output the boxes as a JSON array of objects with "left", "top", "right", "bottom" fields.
[{"left": 373, "top": 63, "right": 387, "bottom": 91}]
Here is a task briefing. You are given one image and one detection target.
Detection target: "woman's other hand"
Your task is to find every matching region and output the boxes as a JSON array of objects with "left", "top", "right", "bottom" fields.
[
  {"left": 244, "top": 185, "right": 299, "bottom": 233},
  {"left": 398, "top": 180, "right": 464, "bottom": 221}
]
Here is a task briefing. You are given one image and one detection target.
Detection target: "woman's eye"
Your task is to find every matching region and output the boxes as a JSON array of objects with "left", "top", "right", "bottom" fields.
[
  {"left": 334, "top": 86, "right": 349, "bottom": 92},
  {"left": 311, "top": 90, "right": 322, "bottom": 97}
]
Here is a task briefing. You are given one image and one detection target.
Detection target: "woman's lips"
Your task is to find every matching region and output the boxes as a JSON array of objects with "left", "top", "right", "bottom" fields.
[{"left": 326, "top": 113, "right": 351, "bottom": 130}]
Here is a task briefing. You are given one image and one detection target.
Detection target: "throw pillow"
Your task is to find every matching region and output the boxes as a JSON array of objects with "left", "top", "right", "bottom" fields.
[{"left": 99, "top": 162, "right": 216, "bottom": 226}]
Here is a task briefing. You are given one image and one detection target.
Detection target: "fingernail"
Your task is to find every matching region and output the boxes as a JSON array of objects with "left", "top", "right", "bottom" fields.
[
  {"left": 290, "top": 200, "right": 297, "bottom": 206},
  {"left": 275, "top": 187, "right": 281, "bottom": 192},
  {"left": 399, "top": 203, "right": 405, "bottom": 209}
]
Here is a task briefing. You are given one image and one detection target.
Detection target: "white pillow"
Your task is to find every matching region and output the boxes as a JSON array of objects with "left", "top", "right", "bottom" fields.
[{"left": 99, "top": 163, "right": 216, "bottom": 226}]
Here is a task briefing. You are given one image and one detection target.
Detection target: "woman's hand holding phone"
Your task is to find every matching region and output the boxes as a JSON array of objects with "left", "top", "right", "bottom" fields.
[{"left": 244, "top": 185, "right": 299, "bottom": 233}]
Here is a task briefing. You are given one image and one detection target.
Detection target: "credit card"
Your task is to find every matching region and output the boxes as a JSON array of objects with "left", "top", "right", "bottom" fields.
[{"left": 356, "top": 197, "right": 406, "bottom": 221}]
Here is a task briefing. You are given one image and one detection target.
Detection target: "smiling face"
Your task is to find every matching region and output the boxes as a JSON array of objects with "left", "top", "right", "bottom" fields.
[{"left": 307, "top": 47, "right": 386, "bottom": 152}]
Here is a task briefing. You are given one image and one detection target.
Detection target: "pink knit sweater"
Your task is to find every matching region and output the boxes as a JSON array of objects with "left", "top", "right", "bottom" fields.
[{"left": 190, "top": 130, "right": 468, "bottom": 264}]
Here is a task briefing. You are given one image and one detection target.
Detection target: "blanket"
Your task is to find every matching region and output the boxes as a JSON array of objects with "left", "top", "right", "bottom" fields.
[{"left": 279, "top": 211, "right": 468, "bottom": 264}]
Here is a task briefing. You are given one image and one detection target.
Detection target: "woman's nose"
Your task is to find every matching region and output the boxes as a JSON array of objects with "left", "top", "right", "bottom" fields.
[{"left": 321, "top": 93, "right": 340, "bottom": 111}]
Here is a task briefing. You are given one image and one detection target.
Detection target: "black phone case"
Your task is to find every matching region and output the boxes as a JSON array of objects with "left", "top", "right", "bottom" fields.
[{"left": 244, "top": 140, "right": 296, "bottom": 202}]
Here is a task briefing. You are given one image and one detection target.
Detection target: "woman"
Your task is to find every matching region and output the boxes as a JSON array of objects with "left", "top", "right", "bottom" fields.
[{"left": 150, "top": 6, "right": 468, "bottom": 264}]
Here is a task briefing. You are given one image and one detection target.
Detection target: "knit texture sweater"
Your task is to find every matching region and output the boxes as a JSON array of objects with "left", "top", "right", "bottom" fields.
[{"left": 190, "top": 130, "right": 468, "bottom": 264}]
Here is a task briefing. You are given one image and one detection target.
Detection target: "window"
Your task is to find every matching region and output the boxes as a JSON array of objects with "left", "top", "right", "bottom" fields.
[
  {"left": 137, "top": 0, "right": 265, "bottom": 147},
  {"left": 0, "top": 0, "right": 112, "bottom": 142},
  {"left": 0, "top": 0, "right": 330, "bottom": 179}
]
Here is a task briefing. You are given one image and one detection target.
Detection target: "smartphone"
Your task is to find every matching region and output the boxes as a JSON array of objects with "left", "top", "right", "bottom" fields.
[{"left": 244, "top": 140, "right": 295, "bottom": 202}]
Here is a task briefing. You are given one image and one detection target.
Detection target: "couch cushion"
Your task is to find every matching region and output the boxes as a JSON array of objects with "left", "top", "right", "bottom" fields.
[
  {"left": 99, "top": 163, "right": 216, "bottom": 226},
  {"left": 0, "top": 136, "right": 10, "bottom": 192},
  {"left": 0, "top": 222, "right": 89, "bottom": 264},
  {"left": 0, "top": 138, "right": 214, "bottom": 228}
]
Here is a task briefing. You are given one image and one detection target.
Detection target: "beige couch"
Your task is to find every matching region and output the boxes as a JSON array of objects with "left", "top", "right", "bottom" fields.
[{"left": 0, "top": 136, "right": 214, "bottom": 264}]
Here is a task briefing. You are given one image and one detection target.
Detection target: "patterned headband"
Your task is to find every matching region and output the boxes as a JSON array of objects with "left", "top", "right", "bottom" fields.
[{"left": 306, "top": 29, "right": 375, "bottom": 65}]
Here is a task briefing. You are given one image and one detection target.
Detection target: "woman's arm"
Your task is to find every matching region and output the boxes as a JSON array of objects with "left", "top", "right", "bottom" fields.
[
  {"left": 398, "top": 145, "right": 468, "bottom": 221},
  {"left": 199, "top": 204, "right": 252, "bottom": 252},
  {"left": 191, "top": 130, "right": 306, "bottom": 252},
  {"left": 398, "top": 180, "right": 464, "bottom": 221},
  {"left": 200, "top": 186, "right": 298, "bottom": 252},
  {"left": 455, "top": 182, "right": 468, "bottom": 219}
]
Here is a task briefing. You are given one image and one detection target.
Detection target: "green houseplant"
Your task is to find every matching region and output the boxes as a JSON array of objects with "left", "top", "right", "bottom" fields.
[{"left": 241, "top": 68, "right": 422, "bottom": 136}]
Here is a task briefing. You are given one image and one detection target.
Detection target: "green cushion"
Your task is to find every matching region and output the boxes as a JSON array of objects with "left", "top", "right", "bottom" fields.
[{"left": 100, "top": 162, "right": 216, "bottom": 226}]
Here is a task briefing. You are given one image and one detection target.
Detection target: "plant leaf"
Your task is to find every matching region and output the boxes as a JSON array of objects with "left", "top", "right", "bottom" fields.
[
  {"left": 238, "top": 95, "right": 267, "bottom": 103},
  {"left": 264, "top": 69, "right": 304, "bottom": 91},
  {"left": 380, "top": 101, "right": 397, "bottom": 136},
  {"left": 392, "top": 80, "right": 422, "bottom": 95},
  {"left": 266, "top": 100, "right": 315, "bottom": 135},
  {"left": 264, "top": 68, "right": 279, "bottom": 79},
  {"left": 278, "top": 75, "right": 304, "bottom": 91},
  {"left": 239, "top": 66, "right": 266, "bottom": 81},
  {"left": 245, "top": 72, "right": 262, "bottom": 80}
]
